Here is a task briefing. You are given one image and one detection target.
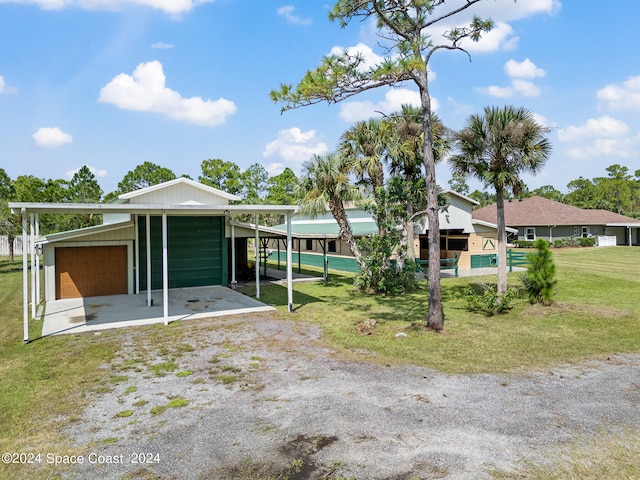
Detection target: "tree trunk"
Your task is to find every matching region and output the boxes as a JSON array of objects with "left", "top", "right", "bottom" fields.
[
  {"left": 496, "top": 188, "right": 508, "bottom": 297},
  {"left": 8, "top": 232, "right": 14, "bottom": 263},
  {"left": 328, "top": 196, "right": 370, "bottom": 275},
  {"left": 419, "top": 72, "right": 444, "bottom": 331}
]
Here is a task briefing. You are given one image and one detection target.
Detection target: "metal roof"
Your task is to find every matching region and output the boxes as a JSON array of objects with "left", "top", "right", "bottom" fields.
[{"left": 9, "top": 202, "right": 298, "bottom": 216}]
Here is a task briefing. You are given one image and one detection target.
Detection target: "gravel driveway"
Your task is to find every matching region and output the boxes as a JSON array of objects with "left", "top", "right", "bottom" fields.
[{"left": 62, "top": 313, "right": 640, "bottom": 480}]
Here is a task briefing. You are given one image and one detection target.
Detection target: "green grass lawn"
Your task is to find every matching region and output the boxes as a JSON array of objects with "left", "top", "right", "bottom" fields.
[
  {"left": 248, "top": 246, "right": 640, "bottom": 374},
  {"left": 0, "top": 246, "right": 638, "bottom": 479}
]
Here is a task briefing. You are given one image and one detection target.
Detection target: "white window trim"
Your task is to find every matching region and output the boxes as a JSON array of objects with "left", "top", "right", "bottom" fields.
[{"left": 525, "top": 227, "right": 536, "bottom": 241}]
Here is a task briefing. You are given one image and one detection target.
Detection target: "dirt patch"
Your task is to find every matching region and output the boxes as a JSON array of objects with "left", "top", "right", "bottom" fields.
[
  {"left": 528, "top": 301, "right": 626, "bottom": 318},
  {"left": 58, "top": 314, "right": 640, "bottom": 480}
]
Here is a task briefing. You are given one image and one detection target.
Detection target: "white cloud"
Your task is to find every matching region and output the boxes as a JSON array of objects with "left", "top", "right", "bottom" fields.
[
  {"left": 557, "top": 116, "right": 630, "bottom": 142},
  {"left": 460, "top": 22, "right": 519, "bottom": 53},
  {"left": 98, "top": 61, "right": 237, "bottom": 127},
  {"left": 277, "top": 5, "right": 311, "bottom": 25},
  {"left": 558, "top": 116, "right": 635, "bottom": 160},
  {"left": 478, "top": 58, "right": 545, "bottom": 98},
  {"left": 32, "top": 127, "right": 73, "bottom": 148},
  {"left": 0, "top": 75, "right": 18, "bottom": 94},
  {"left": 151, "top": 41, "right": 174, "bottom": 49},
  {"left": 266, "top": 162, "right": 285, "bottom": 176},
  {"left": 504, "top": 58, "right": 546, "bottom": 79},
  {"left": 566, "top": 138, "right": 635, "bottom": 161},
  {"left": 339, "top": 88, "right": 430, "bottom": 123},
  {"left": 65, "top": 165, "right": 108, "bottom": 179},
  {"left": 263, "top": 127, "right": 329, "bottom": 168},
  {"left": 597, "top": 75, "right": 640, "bottom": 111},
  {"left": 329, "top": 42, "right": 386, "bottom": 73},
  {"left": 0, "top": 0, "right": 212, "bottom": 14}
]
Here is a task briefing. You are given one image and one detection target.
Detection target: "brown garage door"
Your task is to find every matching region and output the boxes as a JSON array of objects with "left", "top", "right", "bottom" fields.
[{"left": 56, "top": 246, "right": 127, "bottom": 299}]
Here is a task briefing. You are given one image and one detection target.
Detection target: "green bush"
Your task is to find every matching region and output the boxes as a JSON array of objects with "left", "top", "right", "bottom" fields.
[
  {"left": 519, "top": 238, "right": 557, "bottom": 305},
  {"left": 512, "top": 240, "right": 535, "bottom": 248},
  {"left": 460, "top": 284, "right": 519, "bottom": 316}
]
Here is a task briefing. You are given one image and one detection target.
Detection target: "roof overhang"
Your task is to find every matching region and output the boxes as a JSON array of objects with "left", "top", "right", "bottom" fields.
[
  {"left": 472, "top": 219, "right": 518, "bottom": 234},
  {"left": 606, "top": 222, "right": 640, "bottom": 227},
  {"left": 9, "top": 202, "right": 299, "bottom": 216},
  {"left": 230, "top": 220, "right": 340, "bottom": 239},
  {"left": 37, "top": 220, "right": 135, "bottom": 245}
]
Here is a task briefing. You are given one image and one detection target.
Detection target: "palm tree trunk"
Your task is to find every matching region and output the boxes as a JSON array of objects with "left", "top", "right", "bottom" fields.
[
  {"left": 496, "top": 188, "right": 508, "bottom": 296},
  {"left": 328, "top": 197, "right": 370, "bottom": 275}
]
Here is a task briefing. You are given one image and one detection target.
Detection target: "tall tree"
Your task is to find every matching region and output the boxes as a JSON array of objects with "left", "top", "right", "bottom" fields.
[
  {"left": 271, "top": 1, "right": 493, "bottom": 331},
  {"left": 265, "top": 168, "right": 298, "bottom": 205},
  {"left": 296, "top": 152, "right": 367, "bottom": 272},
  {"left": 450, "top": 105, "right": 552, "bottom": 297},
  {"left": 116, "top": 161, "right": 176, "bottom": 195},
  {"left": 0, "top": 169, "right": 18, "bottom": 261},
  {"left": 199, "top": 159, "right": 242, "bottom": 195},
  {"left": 68, "top": 166, "right": 103, "bottom": 229},
  {"left": 240, "top": 163, "right": 269, "bottom": 204}
]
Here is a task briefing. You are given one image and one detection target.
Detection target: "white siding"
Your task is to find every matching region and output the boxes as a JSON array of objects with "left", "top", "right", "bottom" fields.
[{"left": 128, "top": 183, "right": 230, "bottom": 206}]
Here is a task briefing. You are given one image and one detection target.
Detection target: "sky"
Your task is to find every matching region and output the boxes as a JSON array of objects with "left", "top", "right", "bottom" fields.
[{"left": 1, "top": 0, "right": 639, "bottom": 196}]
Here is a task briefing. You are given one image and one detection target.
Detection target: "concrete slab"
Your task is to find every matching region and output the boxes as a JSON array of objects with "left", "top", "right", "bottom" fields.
[{"left": 40, "top": 286, "right": 275, "bottom": 337}]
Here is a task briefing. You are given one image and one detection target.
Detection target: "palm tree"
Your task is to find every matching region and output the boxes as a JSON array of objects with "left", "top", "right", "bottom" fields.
[
  {"left": 387, "top": 106, "right": 451, "bottom": 269},
  {"left": 296, "top": 152, "right": 368, "bottom": 272},
  {"left": 450, "top": 105, "right": 552, "bottom": 296}
]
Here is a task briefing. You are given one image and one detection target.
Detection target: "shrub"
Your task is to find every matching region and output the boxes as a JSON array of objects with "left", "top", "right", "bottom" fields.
[
  {"left": 519, "top": 238, "right": 557, "bottom": 305},
  {"left": 460, "top": 284, "right": 519, "bottom": 316},
  {"left": 512, "top": 240, "right": 535, "bottom": 248}
]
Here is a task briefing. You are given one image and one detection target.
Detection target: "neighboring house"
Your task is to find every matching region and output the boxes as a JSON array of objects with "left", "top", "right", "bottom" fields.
[
  {"left": 266, "top": 190, "right": 515, "bottom": 270},
  {"left": 10, "top": 178, "right": 299, "bottom": 340},
  {"left": 472, "top": 196, "right": 640, "bottom": 246}
]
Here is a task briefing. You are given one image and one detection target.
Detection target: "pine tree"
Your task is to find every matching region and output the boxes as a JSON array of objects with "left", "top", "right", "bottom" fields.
[{"left": 520, "top": 239, "right": 557, "bottom": 306}]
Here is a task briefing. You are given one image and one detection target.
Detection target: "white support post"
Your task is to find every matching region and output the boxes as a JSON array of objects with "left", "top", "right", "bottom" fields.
[
  {"left": 230, "top": 215, "right": 237, "bottom": 289},
  {"left": 35, "top": 214, "right": 40, "bottom": 305},
  {"left": 146, "top": 214, "right": 152, "bottom": 307},
  {"left": 255, "top": 214, "right": 260, "bottom": 299},
  {"left": 286, "top": 214, "right": 293, "bottom": 312},
  {"left": 22, "top": 209, "right": 29, "bottom": 343},
  {"left": 162, "top": 212, "right": 169, "bottom": 325},
  {"left": 134, "top": 215, "right": 140, "bottom": 294},
  {"left": 30, "top": 214, "right": 35, "bottom": 319}
]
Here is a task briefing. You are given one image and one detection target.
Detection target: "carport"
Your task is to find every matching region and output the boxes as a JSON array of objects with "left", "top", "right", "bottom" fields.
[{"left": 10, "top": 181, "right": 299, "bottom": 343}]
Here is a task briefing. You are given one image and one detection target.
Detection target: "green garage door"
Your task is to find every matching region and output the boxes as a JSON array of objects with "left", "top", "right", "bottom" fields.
[{"left": 138, "top": 216, "right": 227, "bottom": 290}]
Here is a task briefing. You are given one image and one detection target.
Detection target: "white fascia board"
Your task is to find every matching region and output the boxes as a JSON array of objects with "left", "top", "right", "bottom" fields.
[{"left": 472, "top": 219, "right": 518, "bottom": 234}]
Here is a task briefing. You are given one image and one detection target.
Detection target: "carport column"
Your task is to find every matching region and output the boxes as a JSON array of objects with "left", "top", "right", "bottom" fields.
[
  {"left": 286, "top": 213, "right": 293, "bottom": 312},
  {"left": 146, "top": 214, "right": 152, "bottom": 307},
  {"left": 162, "top": 211, "right": 169, "bottom": 325},
  {"left": 35, "top": 214, "right": 40, "bottom": 305},
  {"left": 230, "top": 215, "right": 237, "bottom": 289},
  {"left": 254, "top": 214, "right": 260, "bottom": 299},
  {"left": 30, "top": 214, "right": 36, "bottom": 319},
  {"left": 134, "top": 215, "right": 139, "bottom": 294},
  {"left": 22, "top": 209, "right": 29, "bottom": 343}
]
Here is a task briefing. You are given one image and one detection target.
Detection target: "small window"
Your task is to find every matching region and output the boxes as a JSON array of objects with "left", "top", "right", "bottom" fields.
[
  {"left": 306, "top": 239, "right": 313, "bottom": 251},
  {"left": 525, "top": 227, "right": 536, "bottom": 241},
  {"left": 328, "top": 240, "right": 337, "bottom": 253},
  {"left": 581, "top": 226, "right": 590, "bottom": 238},
  {"left": 573, "top": 226, "right": 579, "bottom": 236},
  {"left": 447, "top": 238, "right": 468, "bottom": 251}
]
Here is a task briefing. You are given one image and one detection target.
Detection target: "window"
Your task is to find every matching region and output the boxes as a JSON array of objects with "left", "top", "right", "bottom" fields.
[
  {"left": 581, "top": 226, "right": 590, "bottom": 238},
  {"left": 447, "top": 238, "right": 468, "bottom": 251},
  {"left": 328, "top": 240, "right": 337, "bottom": 253},
  {"left": 525, "top": 227, "right": 536, "bottom": 241},
  {"left": 573, "top": 226, "right": 579, "bottom": 236},
  {"left": 305, "top": 239, "right": 313, "bottom": 251}
]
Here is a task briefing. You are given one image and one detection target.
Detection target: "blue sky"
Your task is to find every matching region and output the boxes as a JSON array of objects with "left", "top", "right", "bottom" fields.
[{"left": 1, "top": 0, "right": 639, "bottom": 196}]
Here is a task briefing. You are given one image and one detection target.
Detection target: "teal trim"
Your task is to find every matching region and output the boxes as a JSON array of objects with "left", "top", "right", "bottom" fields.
[
  {"left": 470, "top": 253, "right": 498, "bottom": 268},
  {"left": 269, "top": 250, "right": 359, "bottom": 273}
]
